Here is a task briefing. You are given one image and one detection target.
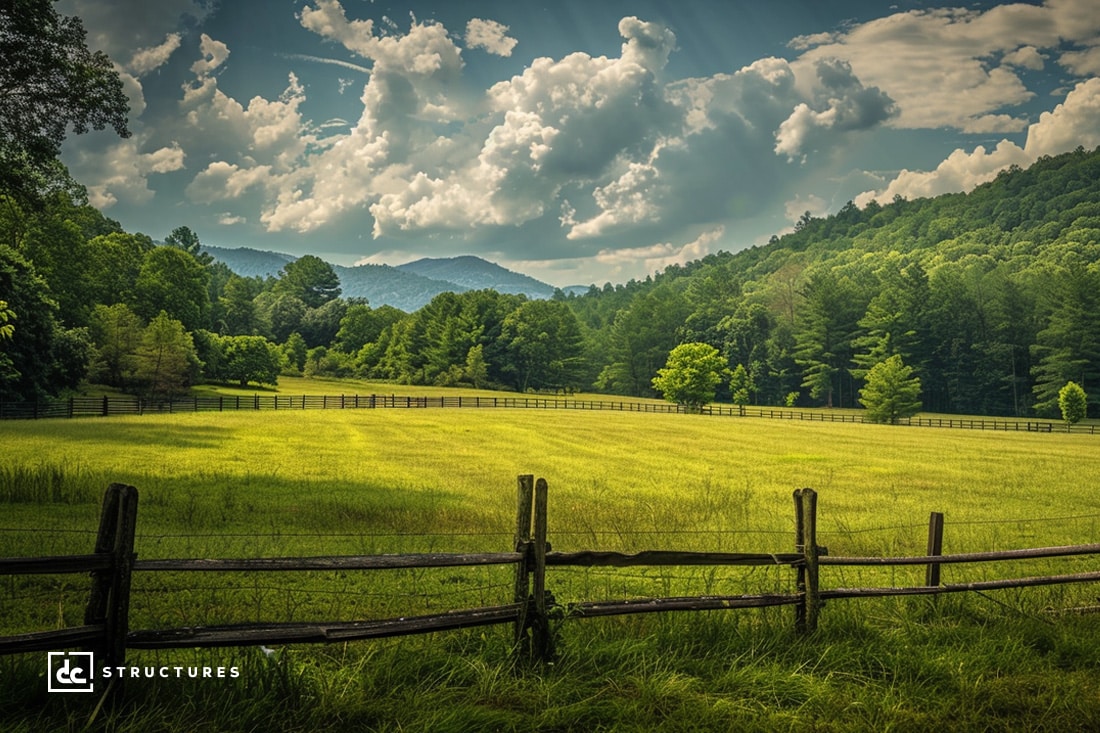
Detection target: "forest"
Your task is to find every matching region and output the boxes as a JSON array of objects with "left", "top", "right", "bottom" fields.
[
  {"left": 3, "top": 143, "right": 1099, "bottom": 418},
  {"left": 3, "top": 1, "right": 1097, "bottom": 418}
]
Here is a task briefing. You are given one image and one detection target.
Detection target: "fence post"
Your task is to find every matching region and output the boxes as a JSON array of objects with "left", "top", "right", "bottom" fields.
[
  {"left": 925, "top": 511, "right": 944, "bottom": 587},
  {"left": 531, "top": 478, "right": 553, "bottom": 663},
  {"left": 84, "top": 484, "right": 139, "bottom": 670},
  {"left": 512, "top": 475, "right": 535, "bottom": 661},
  {"left": 794, "top": 488, "right": 821, "bottom": 634}
]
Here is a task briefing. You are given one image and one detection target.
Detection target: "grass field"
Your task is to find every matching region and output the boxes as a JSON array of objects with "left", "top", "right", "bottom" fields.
[{"left": 2, "top": 381, "right": 1100, "bottom": 731}]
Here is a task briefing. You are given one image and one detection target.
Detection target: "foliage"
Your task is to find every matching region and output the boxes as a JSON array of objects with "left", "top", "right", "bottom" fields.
[
  {"left": 276, "top": 255, "right": 341, "bottom": 308},
  {"left": 652, "top": 342, "right": 728, "bottom": 410},
  {"left": 215, "top": 334, "right": 281, "bottom": 387},
  {"left": 0, "top": 0, "right": 129, "bottom": 204},
  {"left": 729, "top": 362, "right": 754, "bottom": 407},
  {"left": 1058, "top": 380, "right": 1087, "bottom": 428},
  {"left": 135, "top": 312, "right": 200, "bottom": 399},
  {"left": 859, "top": 354, "right": 923, "bottom": 423}
]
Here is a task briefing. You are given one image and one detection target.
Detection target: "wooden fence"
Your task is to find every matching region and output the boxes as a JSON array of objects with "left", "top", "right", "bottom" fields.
[
  {"left": 1, "top": 394, "right": 1095, "bottom": 433},
  {"left": 3, "top": 479, "right": 1100, "bottom": 667}
]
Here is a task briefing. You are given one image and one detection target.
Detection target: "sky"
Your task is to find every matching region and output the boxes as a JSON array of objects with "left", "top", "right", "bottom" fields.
[{"left": 56, "top": 0, "right": 1100, "bottom": 287}]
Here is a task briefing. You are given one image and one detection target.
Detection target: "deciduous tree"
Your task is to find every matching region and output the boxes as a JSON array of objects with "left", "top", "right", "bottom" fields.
[
  {"left": 0, "top": 0, "right": 130, "bottom": 204},
  {"left": 1058, "top": 380, "right": 1087, "bottom": 430},
  {"left": 652, "top": 342, "right": 728, "bottom": 411}
]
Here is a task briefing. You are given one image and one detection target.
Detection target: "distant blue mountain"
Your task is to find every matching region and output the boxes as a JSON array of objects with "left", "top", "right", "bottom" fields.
[
  {"left": 396, "top": 255, "right": 557, "bottom": 299},
  {"left": 203, "top": 247, "right": 561, "bottom": 312}
]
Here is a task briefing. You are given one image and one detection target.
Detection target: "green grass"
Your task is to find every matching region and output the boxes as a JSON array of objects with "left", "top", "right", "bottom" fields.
[{"left": 2, "top": 390, "right": 1100, "bottom": 731}]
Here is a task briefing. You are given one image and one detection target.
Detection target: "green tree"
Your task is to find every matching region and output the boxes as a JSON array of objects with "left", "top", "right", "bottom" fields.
[
  {"left": 255, "top": 291, "right": 307, "bottom": 343},
  {"left": 729, "top": 363, "right": 755, "bottom": 413},
  {"left": 88, "top": 302, "right": 143, "bottom": 387},
  {"left": 795, "top": 271, "right": 867, "bottom": 408},
  {"left": 0, "top": 244, "right": 65, "bottom": 400},
  {"left": 218, "top": 274, "right": 263, "bottom": 335},
  {"left": 164, "top": 225, "right": 212, "bottom": 265},
  {"left": 500, "top": 300, "right": 586, "bottom": 392},
  {"left": 652, "top": 342, "right": 728, "bottom": 411},
  {"left": 85, "top": 231, "right": 153, "bottom": 308},
  {"left": 0, "top": 0, "right": 130, "bottom": 204},
  {"left": 596, "top": 286, "right": 689, "bottom": 396},
  {"left": 1058, "top": 381, "right": 1087, "bottom": 430},
  {"left": 0, "top": 299, "right": 13, "bottom": 340},
  {"left": 276, "top": 255, "right": 341, "bottom": 308},
  {"left": 134, "top": 246, "right": 211, "bottom": 331},
  {"left": 217, "top": 334, "right": 281, "bottom": 387},
  {"left": 0, "top": 298, "right": 15, "bottom": 383},
  {"left": 464, "top": 344, "right": 489, "bottom": 388},
  {"left": 135, "top": 312, "right": 200, "bottom": 400},
  {"left": 859, "top": 355, "right": 923, "bottom": 424},
  {"left": 280, "top": 331, "right": 308, "bottom": 375}
]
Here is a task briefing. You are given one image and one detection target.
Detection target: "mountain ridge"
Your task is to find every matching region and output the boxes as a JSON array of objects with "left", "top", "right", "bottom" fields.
[{"left": 202, "top": 246, "right": 559, "bottom": 311}]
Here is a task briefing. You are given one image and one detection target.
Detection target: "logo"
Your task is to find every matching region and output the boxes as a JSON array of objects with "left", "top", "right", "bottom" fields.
[{"left": 47, "top": 651, "right": 95, "bottom": 693}]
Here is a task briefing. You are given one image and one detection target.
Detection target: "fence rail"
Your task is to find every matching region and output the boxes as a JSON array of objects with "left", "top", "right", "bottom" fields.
[
  {"left": 2, "top": 479, "right": 1100, "bottom": 669},
  {"left": 2, "top": 394, "right": 1095, "bottom": 433}
]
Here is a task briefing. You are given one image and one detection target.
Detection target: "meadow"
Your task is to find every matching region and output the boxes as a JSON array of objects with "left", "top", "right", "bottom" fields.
[{"left": 2, "top": 380, "right": 1100, "bottom": 731}]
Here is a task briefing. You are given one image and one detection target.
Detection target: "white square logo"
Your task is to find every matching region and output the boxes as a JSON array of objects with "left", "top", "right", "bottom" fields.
[{"left": 47, "top": 651, "right": 95, "bottom": 693}]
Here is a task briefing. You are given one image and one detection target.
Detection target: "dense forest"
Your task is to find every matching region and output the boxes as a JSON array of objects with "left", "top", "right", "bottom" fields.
[
  {"left": 3, "top": 0, "right": 1099, "bottom": 419},
  {"left": 3, "top": 145, "right": 1099, "bottom": 418}
]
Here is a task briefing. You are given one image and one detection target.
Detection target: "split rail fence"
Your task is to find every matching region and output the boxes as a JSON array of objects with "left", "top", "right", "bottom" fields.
[
  {"left": 2, "top": 478, "right": 1100, "bottom": 668},
  {"left": 1, "top": 394, "right": 1095, "bottom": 433}
]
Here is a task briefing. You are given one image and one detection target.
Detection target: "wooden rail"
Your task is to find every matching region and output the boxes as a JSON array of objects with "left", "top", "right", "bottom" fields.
[
  {"left": 2, "top": 394, "right": 1095, "bottom": 433},
  {"left": 2, "top": 478, "right": 1099, "bottom": 669}
]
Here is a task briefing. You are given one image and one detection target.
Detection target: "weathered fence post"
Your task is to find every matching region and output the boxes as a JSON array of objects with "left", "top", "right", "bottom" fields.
[
  {"left": 512, "top": 475, "right": 534, "bottom": 660},
  {"left": 794, "top": 488, "right": 821, "bottom": 634},
  {"left": 84, "top": 484, "right": 139, "bottom": 669},
  {"left": 531, "top": 477, "right": 553, "bottom": 663},
  {"left": 926, "top": 511, "right": 945, "bottom": 587}
]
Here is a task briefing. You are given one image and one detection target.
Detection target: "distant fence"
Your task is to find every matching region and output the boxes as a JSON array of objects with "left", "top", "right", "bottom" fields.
[
  {"left": 1, "top": 394, "right": 1095, "bottom": 433},
  {"left": 3, "top": 479, "right": 1100, "bottom": 670}
]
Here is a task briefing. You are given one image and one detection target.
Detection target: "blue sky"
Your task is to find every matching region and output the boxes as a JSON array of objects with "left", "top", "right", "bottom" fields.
[{"left": 58, "top": 0, "right": 1100, "bottom": 286}]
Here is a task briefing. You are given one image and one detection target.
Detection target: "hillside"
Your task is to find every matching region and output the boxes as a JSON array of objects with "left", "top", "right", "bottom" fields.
[
  {"left": 396, "top": 255, "right": 557, "bottom": 298},
  {"left": 564, "top": 145, "right": 1100, "bottom": 417},
  {"left": 201, "top": 250, "right": 558, "bottom": 311},
  {"left": 333, "top": 263, "right": 469, "bottom": 312}
]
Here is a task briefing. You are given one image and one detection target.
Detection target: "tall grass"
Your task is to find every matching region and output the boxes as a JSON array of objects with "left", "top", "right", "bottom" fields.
[{"left": 2, "top": 403, "right": 1100, "bottom": 730}]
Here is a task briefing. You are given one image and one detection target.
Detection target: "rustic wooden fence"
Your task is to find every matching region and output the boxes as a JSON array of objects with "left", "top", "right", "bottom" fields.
[
  {"left": 1, "top": 394, "right": 1095, "bottom": 433},
  {"left": 3, "top": 478, "right": 1100, "bottom": 667}
]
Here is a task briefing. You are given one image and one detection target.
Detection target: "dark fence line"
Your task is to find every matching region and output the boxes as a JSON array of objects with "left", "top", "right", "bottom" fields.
[
  {"left": 3, "top": 479, "right": 1100, "bottom": 670},
  {"left": 2, "top": 394, "right": 1095, "bottom": 433}
]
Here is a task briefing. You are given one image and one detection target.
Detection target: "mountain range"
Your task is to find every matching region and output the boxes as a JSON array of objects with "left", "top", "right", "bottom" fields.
[{"left": 202, "top": 247, "right": 563, "bottom": 312}]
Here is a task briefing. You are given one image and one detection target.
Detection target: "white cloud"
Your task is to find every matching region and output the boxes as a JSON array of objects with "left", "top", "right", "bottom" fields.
[
  {"left": 791, "top": 1, "right": 1100, "bottom": 132},
  {"left": 856, "top": 78, "right": 1100, "bottom": 206},
  {"left": 1059, "top": 44, "right": 1100, "bottom": 76},
  {"left": 1002, "top": 45, "right": 1045, "bottom": 70},
  {"left": 191, "top": 34, "right": 230, "bottom": 76},
  {"left": 128, "top": 34, "right": 182, "bottom": 76},
  {"left": 67, "top": 138, "right": 186, "bottom": 209},
  {"left": 1023, "top": 77, "right": 1100, "bottom": 157},
  {"left": 465, "top": 18, "right": 518, "bottom": 57}
]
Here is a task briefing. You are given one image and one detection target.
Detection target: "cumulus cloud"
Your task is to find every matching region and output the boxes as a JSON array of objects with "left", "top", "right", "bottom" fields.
[
  {"left": 465, "top": 18, "right": 517, "bottom": 57},
  {"left": 128, "top": 33, "right": 183, "bottom": 76},
  {"left": 857, "top": 78, "right": 1100, "bottom": 206},
  {"left": 790, "top": 1, "right": 1100, "bottom": 132},
  {"left": 191, "top": 34, "right": 230, "bottom": 76},
  {"left": 66, "top": 139, "right": 185, "bottom": 209}
]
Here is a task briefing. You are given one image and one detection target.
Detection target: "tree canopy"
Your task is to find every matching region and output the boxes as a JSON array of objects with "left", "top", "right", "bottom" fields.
[
  {"left": 0, "top": 0, "right": 130, "bottom": 204},
  {"left": 859, "top": 355, "right": 923, "bottom": 424},
  {"left": 652, "top": 342, "right": 728, "bottom": 410}
]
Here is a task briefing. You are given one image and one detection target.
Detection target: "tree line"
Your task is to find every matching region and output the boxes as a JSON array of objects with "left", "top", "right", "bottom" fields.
[{"left": 1, "top": 0, "right": 1097, "bottom": 418}]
